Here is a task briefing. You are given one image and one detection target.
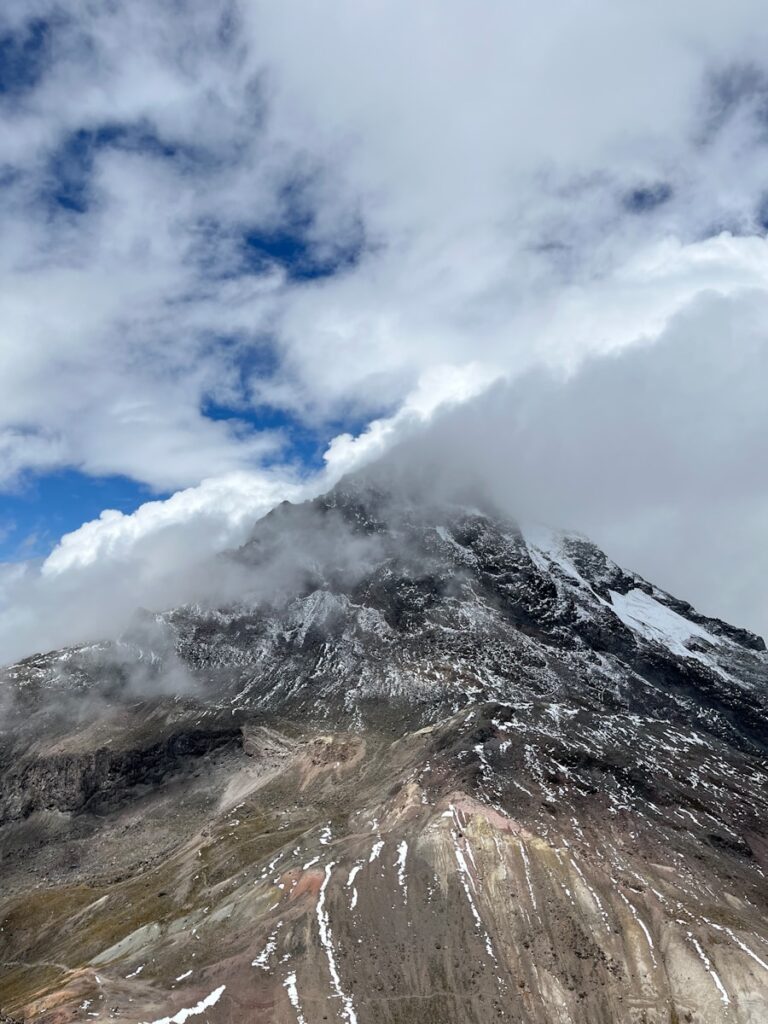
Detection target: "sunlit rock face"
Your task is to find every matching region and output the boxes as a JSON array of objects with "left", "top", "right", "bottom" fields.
[{"left": 1, "top": 481, "right": 767, "bottom": 1024}]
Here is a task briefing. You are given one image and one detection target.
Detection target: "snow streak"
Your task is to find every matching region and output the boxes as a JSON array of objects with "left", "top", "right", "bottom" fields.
[
  {"left": 317, "top": 863, "right": 358, "bottom": 1024},
  {"left": 448, "top": 805, "right": 497, "bottom": 962},
  {"left": 252, "top": 923, "right": 282, "bottom": 969},
  {"left": 618, "top": 891, "right": 656, "bottom": 967},
  {"left": 395, "top": 840, "right": 408, "bottom": 900},
  {"left": 688, "top": 933, "right": 730, "bottom": 1005},
  {"left": 283, "top": 972, "right": 308, "bottom": 1024},
  {"left": 347, "top": 862, "right": 363, "bottom": 911}
]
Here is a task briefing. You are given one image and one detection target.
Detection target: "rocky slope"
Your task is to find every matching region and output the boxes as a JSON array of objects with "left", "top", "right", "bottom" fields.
[{"left": 1, "top": 482, "right": 767, "bottom": 1024}]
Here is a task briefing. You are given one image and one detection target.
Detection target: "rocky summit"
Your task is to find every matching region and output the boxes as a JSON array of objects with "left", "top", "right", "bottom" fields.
[{"left": 1, "top": 481, "right": 767, "bottom": 1024}]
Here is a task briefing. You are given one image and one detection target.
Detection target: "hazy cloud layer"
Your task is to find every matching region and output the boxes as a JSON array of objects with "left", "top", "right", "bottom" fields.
[
  {"left": 1, "top": 1, "right": 768, "bottom": 660},
  {"left": 372, "top": 288, "right": 768, "bottom": 638}
]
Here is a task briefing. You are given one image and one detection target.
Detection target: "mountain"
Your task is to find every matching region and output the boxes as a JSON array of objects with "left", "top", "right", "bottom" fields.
[{"left": 1, "top": 481, "right": 767, "bottom": 1024}]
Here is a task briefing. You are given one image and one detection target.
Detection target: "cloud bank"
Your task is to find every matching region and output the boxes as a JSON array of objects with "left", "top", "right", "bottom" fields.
[
  {"left": 372, "top": 288, "right": 768, "bottom": 638},
  {"left": 1, "top": 1, "right": 768, "bottom": 660}
]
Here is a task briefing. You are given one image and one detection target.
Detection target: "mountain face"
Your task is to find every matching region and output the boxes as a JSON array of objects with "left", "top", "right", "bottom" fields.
[{"left": 1, "top": 482, "right": 768, "bottom": 1024}]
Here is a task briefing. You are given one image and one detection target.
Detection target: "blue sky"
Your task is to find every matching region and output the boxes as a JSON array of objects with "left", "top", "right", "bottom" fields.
[
  {"left": 0, "top": 470, "right": 160, "bottom": 561},
  {"left": 1, "top": 0, "right": 768, "bottom": 662}
]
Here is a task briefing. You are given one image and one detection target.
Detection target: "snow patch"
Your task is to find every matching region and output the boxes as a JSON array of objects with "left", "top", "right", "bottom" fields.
[
  {"left": 609, "top": 589, "right": 721, "bottom": 662},
  {"left": 252, "top": 922, "right": 282, "bottom": 969},
  {"left": 139, "top": 984, "right": 226, "bottom": 1024}
]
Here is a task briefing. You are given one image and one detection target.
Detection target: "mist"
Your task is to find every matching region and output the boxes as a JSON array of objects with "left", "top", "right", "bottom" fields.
[
  {"left": 0, "top": 485, "right": 390, "bottom": 668},
  {"left": 371, "top": 288, "right": 768, "bottom": 639}
]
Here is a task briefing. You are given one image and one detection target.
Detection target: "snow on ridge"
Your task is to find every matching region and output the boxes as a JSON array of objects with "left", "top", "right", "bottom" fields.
[
  {"left": 522, "top": 523, "right": 740, "bottom": 677},
  {"left": 522, "top": 524, "right": 582, "bottom": 578},
  {"left": 435, "top": 526, "right": 477, "bottom": 564},
  {"left": 287, "top": 591, "right": 349, "bottom": 644}
]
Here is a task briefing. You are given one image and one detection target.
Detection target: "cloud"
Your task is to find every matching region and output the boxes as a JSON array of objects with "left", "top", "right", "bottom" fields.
[
  {"left": 322, "top": 362, "right": 498, "bottom": 478},
  {"left": 1, "top": 0, "right": 768, "bottom": 487},
  {"left": 0, "top": 469, "right": 309, "bottom": 664},
  {"left": 372, "top": 287, "right": 768, "bottom": 638},
  {"left": 1, "top": 1, "right": 768, "bottom": 659},
  {"left": 41, "top": 470, "right": 304, "bottom": 576},
  {"left": 0, "top": 359, "right": 491, "bottom": 662}
]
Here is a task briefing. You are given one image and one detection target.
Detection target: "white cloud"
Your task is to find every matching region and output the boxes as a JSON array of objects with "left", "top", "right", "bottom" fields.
[
  {"left": 42, "top": 470, "right": 305, "bottom": 576},
  {"left": 0, "top": 469, "right": 309, "bottom": 664},
  {"left": 1, "top": 1, "right": 768, "bottom": 658},
  {"left": 0, "top": 358, "right": 505, "bottom": 663},
  {"left": 322, "top": 362, "right": 499, "bottom": 478}
]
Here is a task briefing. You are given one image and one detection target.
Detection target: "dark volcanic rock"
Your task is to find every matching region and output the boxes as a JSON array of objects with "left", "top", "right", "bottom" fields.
[{"left": 0, "top": 726, "right": 242, "bottom": 823}]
